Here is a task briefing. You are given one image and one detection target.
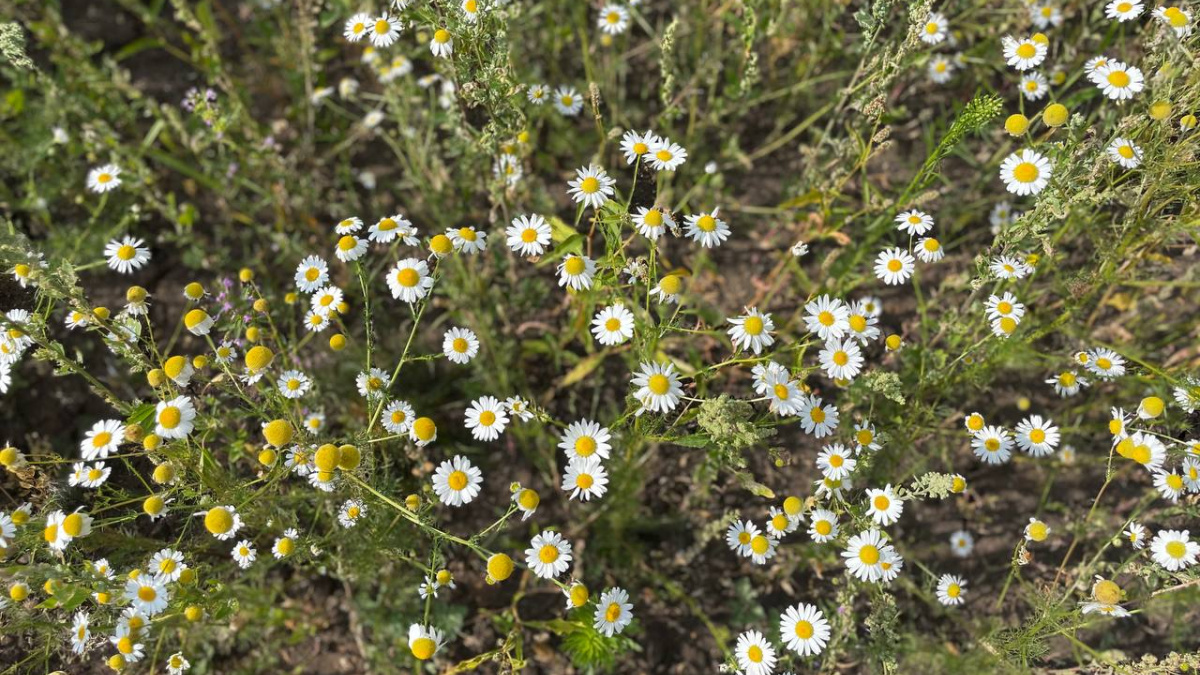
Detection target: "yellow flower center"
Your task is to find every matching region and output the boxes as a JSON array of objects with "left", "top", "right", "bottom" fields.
[
  {"left": 858, "top": 544, "right": 880, "bottom": 564},
  {"left": 647, "top": 373, "right": 670, "bottom": 395},
  {"left": 1013, "top": 162, "right": 1039, "bottom": 183},
  {"left": 815, "top": 520, "right": 832, "bottom": 535},
  {"left": 521, "top": 228, "right": 538, "bottom": 242},
  {"left": 696, "top": 215, "right": 717, "bottom": 232},
  {"left": 538, "top": 544, "right": 560, "bottom": 564},
  {"left": 138, "top": 586, "right": 157, "bottom": 602},
  {"left": 564, "top": 257, "right": 586, "bottom": 276},
  {"left": 829, "top": 454, "right": 844, "bottom": 467},
  {"left": 743, "top": 316, "right": 764, "bottom": 335},
  {"left": 773, "top": 383, "right": 790, "bottom": 400},
  {"left": 159, "top": 407, "right": 182, "bottom": 429},
  {"left": 873, "top": 495, "right": 890, "bottom": 511},
  {"left": 604, "top": 317, "right": 621, "bottom": 331},
  {"left": 98, "top": 173, "right": 113, "bottom": 184},
  {"left": 579, "top": 177, "right": 600, "bottom": 194},
  {"left": 750, "top": 535, "right": 770, "bottom": 555},
  {"left": 117, "top": 245, "right": 137, "bottom": 261},
  {"left": 478, "top": 410, "right": 496, "bottom": 426},
  {"left": 434, "top": 29, "right": 450, "bottom": 44},
  {"left": 747, "top": 645, "right": 764, "bottom": 663},
  {"left": 810, "top": 407, "right": 826, "bottom": 423},
  {"left": 985, "top": 438, "right": 1000, "bottom": 451},
  {"left": 576, "top": 473, "right": 595, "bottom": 489},
  {"left": 833, "top": 351, "right": 849, "bottom": 366},
  {"left": 1016, "top": 43, "right": 1037, "bottom": 59},
  {"left": 447, "top": 470, "right": 468, "bottom": 491},
  {"left": 605, "top": 602, "right": 621, "bottom": 622},
  {"left": 1107, "top": 71, "right": 1130, "bottom": 88},
  {"left": 658, "top": 275, "right": 681, "bottom": 295},
  {"left": 947, "top": 584, "right": 961, "bottom": 598},
  {"left": 1118, "top": 145, "right": 1135, "bottom": 159},
  {"left": 887, "top": 259, "right": 903, "bottom": 272},
  {"left": 457, "top": 227, "right": 477, "bottom": 242},
  {"left": 452, "top": 337, "right": 469, "bottom": 353},
  {"left": 575, "top": 436, "right": 597, "bottom": 456},
  {"left": 925, "top": 21, "right": 938, "bottom": 34},
  {"left": 1166, "top": 541, "right": 1186, "bottom": 559},
  {"left": 411, "top": 637, "right": 436, "bottom": 660},
  {"left": 1029, "top": 429, "right": 1046, "bottom": 443}
]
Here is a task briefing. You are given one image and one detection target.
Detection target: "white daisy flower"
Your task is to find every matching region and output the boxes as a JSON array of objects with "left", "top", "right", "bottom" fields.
[
  {"left": 631, "top": 361, "right": 683, "bottom": 414},
  {"left": 936, "top": 574, "right": 967, "bottom": 606},
  {"left": 562, "top": 455, "right": 609, "bottom": 501},
  {"left": 683, "top": 208, "right": 731, "bottom": 248},
  {"left": 447, "top": 226, "right": 487, "bottom": 254},
  {"left": 382, "top": 400, "right": 416, "bottom": 434},
  {"left": 506, "top": 214, "right": 552, "bottom": 256},
  {"left": 294, "top": 255, "right": 329, "bottom": 293},
  {"left": 950, "top": 529, "right": 974, "bottom": 557},
  {"left": 647, "top": 139, "right": 688, "bottom": 171},
  {"left": 1107, "top": 137, "right": 1143, "bottom": 169},
  {"left": 369, "top": 14, "right": 402, "bottom": 48},
  {"left": 338, "top": 499, "right": 366, "bottom": 528},
  {"left": 155, "top": 396, "right": 196, "bottom": 439},
  {"left": 1019, "top": 71, "right": 1049, "bottom": 101},
  {"left": 1002, "top": 35, "right": 1048, "bottom": 71},
  {"left": 593, "top": 587, "right": 633, "bottom": 636},
  {"left": 1124, "top": 522, "right": 1147, "bottom": 549},
  {"left": 443, "top": 327, "right": 480, "bottom": 364},
  {"left": 592, "top": 304, "right": 635, "bottom": 346},
  {"left": 464, "top": 396, "right": 509, "bottom": 441},
  {"left": 818, "top": 338, "right": 864, "bottom": 381},
  {"left": 104, "top": 236, "right": 151, "bottom": 274},
  {"left": 557, "top": 254, "right": 597, "bottom": 291},
  {"left": 621, "top": 129, "right": 660, "bottom": 165},
  {"left": 343, "top": 13, "right": 371, "bottom": 42},
  {"left": 816, "top": 443, "right": 856, "bottom": 480},
  {"left": 554, "top": 85, "right": 583, "bottom": 116},
  {"left": 1095, "top": 61, "right": 1144, "bottom": 101},
  {"left": 1105, "top": 0, "right": 1143, "bottom": 21},
  {"left": 799, "top": 396, "right": 839, "bottom": 438},
  {"left": 874, "top": 247, "right": 915, "bottom": 285},
  {"left": 567, "top": 165, "right": 616, "bottom": 209},
  {"left": 1150, "top": 529, "right": 1199, "bottom": 571},
  {"left": 432, "top": 455, "right": 483, "bottom": 506},
  {"left": 387, "top": 258, "right": 434, "bottom": 303},
  {"left": 87, "top": 164, "right": 122, "bottom": 193},
  {"left": 807, "top": 509, "right": 839, "bottom": 543},
  {"left": 972, "top": 425, "right": 1013, "bottom": 464},
  {"left": 895, "top": 209, "right": 934, "bottom": 235},
  {"left": 727, "top": 308, "right": 775, "bottom": 355},
  {"left": 735, "top": 630, "right": 776, "bottom": 675},
  {"left": 231, "top": 540, "right": 256, "bottom": 569},
  {"left": 842, "top": 528, "right": 890, "bottom": 582},
  {"left": 1015, "top": 415, "right": 1059, "bottom": 457},
  {"left": 81, "top": 419, "right": 125, "bottom": 460},
  {"left": 1000, "top": 149, "right": 1053, "bottom": 196},
  {"left": 429, "top": 27, "right": 453, "bottom": 58},
  {"left": 525, "top": 530, "right": 573, "bottom": 579},
  {"left": 920, "top": 12, "right": 948, "bottom": 44},
  {"left": 277, "top": 370, "right": 312, "bottom": 399},
  {"left": 124, "top": 576, "right": 168, "bottom": 616},
  {"left": 865, "top": 484, "right": 904, "bottom": 526},
  {"left": 335, "top": 235, "right": 368, "bottom": 262},
  {"left": 804, "top": 295, "right": 850, "bottom": 341}
]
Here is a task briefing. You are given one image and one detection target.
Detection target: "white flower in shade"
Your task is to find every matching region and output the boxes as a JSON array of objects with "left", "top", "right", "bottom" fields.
[
  {"left": 335, "top": 235, "right": 368, "bottom": 262},
  {"left": 567, "top": 165, "right": 616, "bottom": 209},
  {"left": 865, "top": 485, "right": 904, "bottom": 526},
  {"left": 1030, "top": 3, "right": 1063, "bottom": 28},
  {"left": 895, "top": 209, "right": 934, "bottom": 235},
  {"left": 592, "top": 304, "right": 635, "bottom": 346},
  {"left": 1002, "top": 35, "right": 1047, "bottom": 71},
  {"left": 780, "top": 603, "right": 830, "bottom": 656},
  {"left": 936, "top": 574, "right": 967, "bottom": 606},
  {"left": 799, "top": 396, "right": 839, "bottom": 438},
  {"left": 874, "top": 247, "right": 915, "bottom": 285},
  {"left": 79, "top": 462, "right": 111, "bottom": 488},
  {"left": 765, "top": 376, "right": 804, "bottom": 417},
  {"left": 1151, "top": 529, "right": 1200, "bottom": 570},
  {"left": 554, "top": 85, "right": 583, "bottom": 115},
  {"left": 648, "top": 139, "right": 688, "bottom": 171},
  {"left": 382, "top": 400, "right": 415, "bottom": 434},
  {"left": 726, "top": 519, "right": 761, "bottom": 557},
  {"left": 429, "top": 27, "right": 453, "bottom": 57},
  {"left": 525, "top": 530, "right": 573, "bottom": 579},
  {"left": 621, "top": 129, "right": 660, "bottom": 164},
  {"left": 155, "top": 396, "right": 196, "bottom": 439},
  {"left": 557, "top": 254, "right": 597, "bottom": 290},
  {"left": 87, "top": 164, "right": 122, "bottom": 193},
  {"left": 505, "top": 214, "right": 552, "bottom": 256},
  {"left": 735, "top": 630, "right": 776, "bottom": 675},
  {"left": 295, "top": 255, "right": 329, "bottom": 293},
  {"left": 278, "top": 370, "right": 312, "bottom": 399},
  {"left": 124, "top": 576, "right": 169, "bottom": 616},
  {"left": 920, "top": 11, "right": 948, "bottom": 44},
  {"left": 816, "top": 443, "right": 856, "bottom": 480},
  {"left": 338, "top": 499, "right": 366, "bottom": 528},
  {"left": 818, "top": 338, "right": 864, "bottom": 381},
  {"left": 443, "top": 327, "right": 480, "bottom": 364},
  {"left": 149, "top": 548, "right": 186, "bottom": 582},
  {"left": 387, "top": 258, "right": 434, "bottom": 303},
  {"left": 950, "top": 529, "right": 974, "bottom": 557},
  {"left": 842, "top": 528, "right": 890, "bottom": 582},
  {"left": 369, "top": 14, "right": 402, "bottom": 48},
  {"left": 432, "top": 455, "right": 483, "bottom": 506},
  {"left": 344, "top": 13, "right": 371, "bottom": 41},
  {"left": 808, "top": 509, "right": 839, "bottom": 543},
  {"left": 815, "top": 476, "right": 851, "bottom": 500},
  {"left": 303, "top": 309, "right": 332, "bottom": 333},
  {"left": 1015, "top": 415, "right": 1059, "bottom": 457},
  {"left": 683, "top": 208, "right": 730, "bottom": 248},
  {"left": 598, "top": 4, "right": 630, "bottom": 34},
  {"left": 751, "top": 361, "right": 789, "bottom": 395},
  {"left": 633, "top": 206, "right": 674, "bottom": 240},
  {"left": 105, "top": 236, "right": 150, "bottom": 274},
  {"left": 727, "top": 308, "right": 775, "bottom": 355},
  {"left": 562, "top": 455, "right": 609, "bottom": 501},
  {"left": 1107, "top": 137, "right": 1143, "bottom": 169},
  {"left": 593, "top": 587, "right": 633, "bottom": 637},
  {"left": 1095, "top": 61, "right": 1144, "bottom": 100},
  {"left": 1124, "top": 522, "right": 1147, "bottom": 549},
  {"left": 804, "top": 295, "right": 850, "bottom": 341},
  {"left": 631, "top": 361, "right": 683, "bottom": 414},
  {"left": 972, "top": 425, "right": 1012, "bottom": 464},
  {"left": 81, "top": 419, "right": 125, "bottom": 460},
  {"left": 512, "top": 486, "right": 540, "bottom": 520},
  {"left": 447, "top": 226, "right": 487, "bottom": 254},
  {"left": 232, "top": 540, "right": 256, "bottom": 569},
  {"left": 465, "top": 396, "right": 509, "bottom": 441},
  {"left": 526, "top": 82, "right": 548, "bottom": 105},
  {"left": 929, "top": 55, "right": 955, "bottom": 83},
  {"left": 992, "top": 312, "right": 1020, "bottom": 336}
]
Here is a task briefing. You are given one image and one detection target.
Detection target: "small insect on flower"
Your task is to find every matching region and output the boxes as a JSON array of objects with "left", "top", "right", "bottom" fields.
[
  {"left": 562, "top": 455, "right": 609, "bottom": 501},
  {"left": 683, "top": 208, "right": 731, "bottom": 248},
  {"left": 1107, "top": 137, "right": 1143, "bottom": 169},
  {"left": 936, "top": 574, "right": 968, "bottom": 606},
  {"left": 443, "top": 327, "right": 480, "bottom": 364},
  {"left": 505, "top": 214, "right": 552, "bottom": 257},
  {"left": 1094, "top": 61, "right": 1144, "bottom": 101},
  {"left": 554, "top": 85, "right": 583, "bottom": 116},
  {"left": 557, "top": 254, "right": 597, "bottom": 290},
  {"left": 432, "top": 455, "right": 483, "bottom": 507},
  {"left": 593, "top": 587, "right": 633, "bottom": 637},
  {"left": 631, "top": 361, "right": 683, "bottom": 414},
  {"left": 972, "top": 425, "right": 1013, "bottom": 465},
  {"left": 1002, "top": 36, "right": 1048, "bottom": 71},
  {"left": 387, "top": 258, "right": 434, "bottom": 303},
  {"left": 735, "top": 629, "right": 777, "bottom": 675},
  {"left": 865, "top": 485, "right": 904, "bottom": 526},
  {"left": 727, "top": 308, "right": 775, "bottom": 355},
  {"left": 370, "top": 14, "right": 402, "bottom": 48},
  {"left": 1000, "top": 149, "right": 1053, "bottom": 195},
  {"left": 920, "top": 12, "right": 948, "bottom": 44},
  {"left": 525, "top": 530, "right": 573, "bottom": 579},
  {"left": 87, "top": 164, "right": 122, "bottom": 193},
  {"left": 105, "top": 236, "right": 151, "bottom": 274},
  {"left": 464, "top": 396, "right": 510, "bottom": 441},
  {"left": 597, "top": 4, "right": 630, "bottom": 34},
  {"left": 874, "top": 247, "right": 915, "bottom": 285},
  {"left": 1150, "top": 529, "right": 1200, "bottom": 571},
  {"left": 592, "top": 303, "right": 635, "bottom": 346}
]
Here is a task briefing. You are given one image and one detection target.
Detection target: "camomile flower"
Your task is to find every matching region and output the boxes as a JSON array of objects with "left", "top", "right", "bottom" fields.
[
  {"left": 124, "top": 576, "right": 168, "bottom": 616},
  {"left": 387, "top": 258, "right": 434, "bottom": 303},
  {"left": 799, "top": 396, "right": 839, "bottom": 438},
  {"left": 506, "top": 214, "right": 552, "bottom": 256},
  {"left": 461, "top": 0, "right": 481, "bottom": 22},
  {"left": 928, "top": 54, "right": 956, "bottom": 83},
  {"left": 991, "top": 254, "right": 1033, "bottom": 279},
  {"left": 567, "top": 165, "right": 616, "bottom": 209},
  {"left": 780, "top": 603, "right": 830, "bottom": 657},
  {"left": 985, "top": 292, "right": 1025, "bottom": 322},
  {"left": 343, "top": 13, "right": 371, "bottom": 41},
  {"left": 200, "top": 504, "right": 242, "bottom": 540},
  {"left": 149, "top": 548, "right": 186, "bottom": 582},
  {"left": 735, "top": 630, "right": 776, "bottom": 675},
  {"left": 1015, "top": 415, "right": 1059, "bottom": 457},
  {"left": 1107, "top": 137, "right": 1143, "bottom": 169},
  {"left": 443, "top": 327, "right": 480, "bottom": 364},
  {"left": 815, "top": 475, "right": 852, "bottom": 500},
  {"left": 310, "top": 286, "right": 343, "bottom": 316},
  {"left": 1150, "top": 529, "right": 1199, "bottom": 571},
  {"left": 808, "top": 509, "right": 839, "bottom": 543},
  {"left": 429, "top": 27, "right": 453, "bottom": 57},
  {"left": 1116, "top": 431, "right": 1166, "bottom": 471},
  {"left": 1181, "top": 458, "right": 1200, "bottom": 492},
  {"left": 895, "top": 209, "right": 934, "bottom": 236},
  {"left": 231, "top": 540, "right": 256, "bottom": 569},
  {"left": 631, "top": 361, "right": 682, "bottom": 414},
  {"left": 865, "top": 485, "right": 904, "bottom": 526},
  {"left": 765, "top": 506, "right": 799, "bottom": 537},
  {"left": 842, "top": 528, "right": 889, "bottom": 582},
  {"left": 304, "top": 308, "right": 334, "bottom": 333},
  {"left": 916, "top": 237, "right": 944, "bottom": 262},
  {"left": 166, "top": 653, "right": 190, "bottom": 675},
  {"left": 727, "top": 519, "right": 761, "bottom": 557},
  {"left": 334, "top": 216, "right": 362, "bottom": 235},
  {"left": 597, "top": 4, "right": 630, "bottom": 34},
  {"left": 557, "top": 254, "right": 597, "bottom": 291},
  {"left": 818, "top": 338, "right": 864, "bottom": 381},
  {"left": 407, "top": 624, "right": 444, "bottom": 661},
  {"left": 854, "top": 422, "right": 882, "bottom": 453},
  {"left": 464, "top": 396, "right": 509, "bottom": 441},
  {"left": 526, "top": 530, "right": 573, "bottom": 579},
  {"left": 1047, "top": 370, "right": 1088, "bottom": 397},
  {"left": 369, "top": 14, "right": 402, "bottom": 48},
  {"left": 111, "top": 625, "right": 145, "bottom": 663},
  {"left": 494, "top": 154, "right": 523, "bottom": 185},
  {"left": 765, "top": 376, "right": 804, "bottom": 417},
  {"left": 649, "top": 273, "right": 684, "bottom": 303},
  {"left": 512, "top": 486, "right": 540, "bottom": 520},
  {"left": 1085, "top": 347, "right": 1125, "bottom": 379},
  {"left": 1154, "top": 6, "right": 1194, "bottom": 37},
  {"left": 563, "top": 455, "right": 609, "bottom": 501},
  {"left": 1084, "top": 56, "right": 1112, "bottom": 84},
  {"left": 1025, "top": 517, "right": 1051, "bottom": 542},
  {"left": 879, "top": 548, "right": 904, "bottom": 583},
  {"left": 277, "top": 370, "right": 312, "bottom": 399},
  {"left": 1095, "top": 61, "right": 1144, "bottom": 101},
  {"left": 382, "top": 400, "right": 415, "bottom": 434},
  {"left": 1030, "top": 3, "right": 1063, "bottom": 28},
  {"left": 355, "top": 367, "right": 388, "bottom": 400},
  {"left": 748, "top": 532, "right": 779, "bottom": 565},
  {"left": 817, "top": 444, "right": 856, "bottom": 480},
  {"left": 1106, "top": 0, "right": 1144, "bottom": 21},
  {"left": 592, "top": 304, "right": 635, "bottom": 346},
  {"left": 369, "top": 214, "right": 412, "bottom": 244},
  {"left": 874, "top": 247, "right": 915, "bottom": 285},
  {"left": 805, "top": 295, "right": 850, "bottom": 340},
  {"left": 1002, "top": 36, "right": 1047, "bottom": 71},
  {"left": 1019, "top": 71, "right": 1049, "bottom": 100},
  {"left": 64, "top": 309, "right": 89, "bottom": 329},
  {"left": 751, "top": 361, "right": 789, "bottom": 395},
  {"left": 920, "top": 12, "right": 948, "bottom": 44},
  {"left": 1000, "top": 149, "right": 1052, "bottom": 195},
  {"left": 633, "top": 205, "right": 675, "bottom": 240},
  {"left": 593, "top": 587, "right": 633, "bottom": 637},
  {"left": 334, "top": 235, "right": 368, "bottom": 262},
  {"left": 728, "top": 308, "right": 775, "bottom": 355},
  {"left": 294, "top": 255, "right": 329, "bottom": 293},
  {"left": 79, "top": 462, "right": 111, "bottom": 488},
  {"left": 87, "top": 164, "right": 122, "bottom": 193},
  {"left": 448, "top": 226, "right": 487, "bottom": 254},
  {"left": 621, "top": 129, "right": 660, "bottom": 165},
  {"left": 505, "top": 396, "right": 534, "bottom": 422},
  {"left": 1124, "top": 522, "right": 1147, "bottom": 549},
  {"left": 338, "top": 499, "right": 366, "bottom": 528},
  {"left": 554, "top": 85, "right": 583, "bottom": 115},
  {"left": 155, "top": 396, "right": 196, "bottom": 439},
  {"left": 81, "top": 419, "right": 125, "bottom": 460},
  {"left": 648, "top": 139, "right": 688, "bottom": 171},
  {"left": 104, "top": 236, "right": 151, "bottom": 274},
  {"left": 70, "top": 611, "right": 90, "bottom": 654},
  {"left": 936, "top": 574, "right": 967, "bottom": 606},
  {"left": 950, "top": 530, "right": 974, "bottom": 557},
  {"left": 1154, "top": 469, "right": 1187, "bottom": 502},
  {"left": 432, "top": 455, "right": 483, "bottom": 506},
  {"left": 683, "top": 208, "right": 731, "bottom": 248},
  {"left": 972, "top": 425, "right": 1013, "bottom": 464}
]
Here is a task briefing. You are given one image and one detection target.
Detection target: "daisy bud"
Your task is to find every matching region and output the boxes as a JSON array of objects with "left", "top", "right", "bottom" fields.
[
  {"left": 143, "top": 434, "right": 162, "bottom": 451},
  {"left": 486, "top": 553, "right": 514, "bottom": 582},
  {"left": 262, "top": 419, "right": 294, "bottom": 448},
  {"left": 184, "top": 309, "right": 213, "bottom": 335},
  {"left": 253, "top": 298, "right": 269, "bottom": 313},
  {"left": 1042, "top": 103, "right": 1068, "bottom": 127},
  {"left": 337, "top": 444, "right": 361, "bottom": 470},
  {"left": 184, "top": 605, "right": 203, "bottom": 621},
  {"left": 143, "top": 495, "right": 164, "bottom": 517},
  {"left": 405, "top": 494, "right": 420, "bottom": 511},
  {"left": 1004, "top": 113, "right": 1030, "bottom": 136},
  {"left": 152, "top": 464, "right": 175, "bottom": 484},
  {"left": 93, "top": 306, "right": 111, "bottom": 320},
  {"left": 183, "top": 282, "right": 205, "bottom": 301},
  {"left": 258, "top": 448, "right": 277, "bottom": 466},
  {"left": 1149, "top": 101, "right": 1171, "bottom": 120},
  {"left": 126, "top": 286, "right": 148, "bottom": 303},
  {"left": 147, "top": 369, "right": 165, "bottom": 387},
  {"left": 239, "top": 268, "right": 254, "bottom": 282},
  {"left": 329, "top": 334, "right": 347, "bottom": 351},
  {"left": 9, "top": 582, "right": 29, "bottom": 601},
  {"left": 429, "top": 233, "right": 454, "bottom": 257},
  {"left": 285, "top": 292, "right": 298, "bottom": 304},
  {"left": 244, "top": 345, "right": 274, "bottom": 372},
  {"left": 885, "top": 334, "right": 902, "bottom": 351}
]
